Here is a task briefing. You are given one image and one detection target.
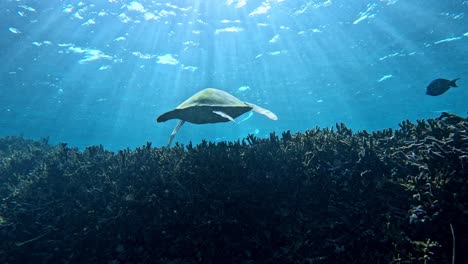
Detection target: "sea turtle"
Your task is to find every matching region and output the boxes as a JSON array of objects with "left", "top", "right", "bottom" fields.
[{"left": 156, "top": 88, "right": 278, "bottom": 146}]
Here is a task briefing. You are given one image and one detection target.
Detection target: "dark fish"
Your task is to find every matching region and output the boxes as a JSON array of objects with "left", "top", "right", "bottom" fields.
[{"left": 426, "top": 78, "right": 460, "bottom": 96}]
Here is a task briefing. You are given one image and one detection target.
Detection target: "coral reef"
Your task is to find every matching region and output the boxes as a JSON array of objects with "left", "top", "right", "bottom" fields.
[{"left": 0, "top": 113, "right": 466, "bottom": 264}]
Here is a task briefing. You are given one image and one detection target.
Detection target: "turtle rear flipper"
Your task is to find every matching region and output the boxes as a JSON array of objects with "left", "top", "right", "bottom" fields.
[{"left": 245, "top": 102, "right": 278, "bottom": 121}]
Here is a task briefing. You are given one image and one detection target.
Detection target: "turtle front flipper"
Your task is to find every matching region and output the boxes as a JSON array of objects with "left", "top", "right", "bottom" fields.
[
  {"left": 245, "top": 102, "right": 278, "bottom": 121},
  {"left": 168, "top": 120, "right": 185, "bottom": 146},
  {"left": 212, "top": 110, "right": 237, "bottom": 123}
]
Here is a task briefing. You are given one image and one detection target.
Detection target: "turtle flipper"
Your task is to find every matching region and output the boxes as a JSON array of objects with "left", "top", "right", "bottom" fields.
[
  {"left": 168, "top": 120, "right": 185, "bottom": 146},
  {"left": 245, "top": 102, "right": 278, "bottom": 121},
  {"left": 213, "top": 110, "right": 237, "bottom": 123}
]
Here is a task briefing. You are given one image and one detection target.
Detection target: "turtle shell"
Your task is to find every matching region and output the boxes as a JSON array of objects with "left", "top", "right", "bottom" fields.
[{"left": 156, "top": 88, "right": 252, "bottom": 124}]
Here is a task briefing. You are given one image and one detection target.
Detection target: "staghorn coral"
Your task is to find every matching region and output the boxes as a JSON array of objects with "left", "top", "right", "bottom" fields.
[{"left": 0, "top": 113, "right": 466, "bottom": 264}]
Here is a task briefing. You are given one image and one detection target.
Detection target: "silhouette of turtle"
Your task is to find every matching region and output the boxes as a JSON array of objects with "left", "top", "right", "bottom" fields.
[{"left": 157, "top": 88, "right": 278, "bottom": 146}]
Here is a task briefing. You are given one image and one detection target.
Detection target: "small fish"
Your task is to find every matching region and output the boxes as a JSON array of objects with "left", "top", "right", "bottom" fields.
[{"left": 426, "top": 78, "right": 460, "bottom": 96}]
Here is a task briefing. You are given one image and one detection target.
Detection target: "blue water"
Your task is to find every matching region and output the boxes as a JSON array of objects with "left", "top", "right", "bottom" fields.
[{"left": 1, "top": 0, "right": 467, "bottom": 150}]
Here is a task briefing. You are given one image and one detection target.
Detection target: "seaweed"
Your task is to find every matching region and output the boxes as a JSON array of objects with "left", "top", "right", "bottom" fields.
[{"left": 0, "top": 113, "right": 466, "bottom": 264}]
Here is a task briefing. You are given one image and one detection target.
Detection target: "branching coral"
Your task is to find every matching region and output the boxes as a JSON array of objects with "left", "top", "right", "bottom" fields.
[{"left": 0, "top": 113, "right": 466, "bottom": 264}]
